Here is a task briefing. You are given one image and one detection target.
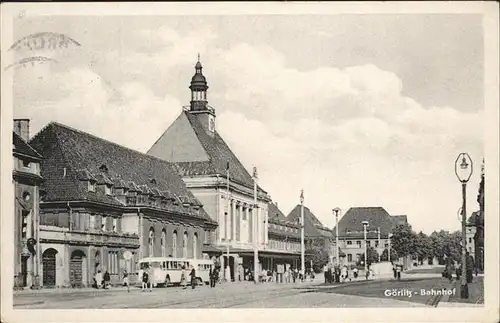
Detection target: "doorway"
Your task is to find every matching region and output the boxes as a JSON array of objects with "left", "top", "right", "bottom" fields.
[{"left": 42, "top": 248, "right": 57, "bottom": 287}]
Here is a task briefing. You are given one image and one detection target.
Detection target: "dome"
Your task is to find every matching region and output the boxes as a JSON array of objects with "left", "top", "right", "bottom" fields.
[{"left": 191, "top": 73, "right": 206, "bottom": 83}]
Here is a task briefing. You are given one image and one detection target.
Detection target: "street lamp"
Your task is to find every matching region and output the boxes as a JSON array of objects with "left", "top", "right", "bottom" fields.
[
  {"left": 362, "top": 221, "right": 369, "bottom": 273},
  {"left": 388, "top": 233, "right": 393, "bottom": 263},
  {"left": 333, "top": 208, "right": 341, "bottom": 267},
  {"left": 455, "top": 152, "right": 473, "bottom": 299},
  {"left": 253, "top": 166, "right": 259, "bottom": 284},
  {"left": 300, "top": 190, "right": 305, "bottom": 279},
  {"left": 377, "top": 227, "right": 381, "bottom": 262}
]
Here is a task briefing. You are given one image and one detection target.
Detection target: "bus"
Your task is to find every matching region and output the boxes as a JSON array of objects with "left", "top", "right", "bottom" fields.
[
  {"left": 138, "top": 257, "right": 214, "bottom": 287},
  {"left": 190, "top": 259, "right": 215, "bottom": 285},
  {"left": 138, "top": 257, "right": 191, "bottom": 287}
]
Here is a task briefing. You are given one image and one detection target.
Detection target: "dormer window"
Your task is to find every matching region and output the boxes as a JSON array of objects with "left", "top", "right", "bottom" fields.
[
  {"left": 105, "top": 185, "right": 111, "bottom": 195},
  {"left": 88, "top": 181, "right": 96, "bottom": 192},
  {"left": 22, "top": 159, "right": 31, "bottom": 168},
  {"left": 346, "top": 229, "right": 351, "bottom": 234}
]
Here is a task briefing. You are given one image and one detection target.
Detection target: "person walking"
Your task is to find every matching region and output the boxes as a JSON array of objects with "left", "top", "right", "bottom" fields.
[
  {"left": 94, "top": 270, "right": 103, "bottom": 289},
  {"left": 123, "top": 269, "right": 130, "bottom": 293},
  {"left": 141, "top": 266, "right": 149, "bottom": 291},
  {"left": 190, "top": 266, "right": 197, "bottom": 289},
  {"left": 353, "top": 267, "right": 358, "bottom": 279},
  {"left": 147, "top": 267, "right": 153, "bottom": 292},
  {"left": 181, "top": 266, "right": 187, "bottom": 289},
  {"left": 323, "top": 265, "right": 328, "bottom": 284},
  {"left": 103, "top": 270, "right": 111, "bottom": 289}
]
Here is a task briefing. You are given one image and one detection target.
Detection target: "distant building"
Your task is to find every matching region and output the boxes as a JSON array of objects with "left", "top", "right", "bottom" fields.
[
  {"left": 29, "top": 122, "right": 216, "bottom": 287},
  {"left": 333, "top": 207, "right": 411, "bottom": 267},
  {"left": 286, "top": 204, "right": 334, "bottom": 268},
  {"left": 13, "top": 119, "right": 43, "bottom": 289},
  {"left": 265, "top": 202, "right": 301, "bottom": 270},
  {"left": 466, "top": 212, "right": 478, "bottom": 259},
  {"left": 473, "top": 160, "right": 485, "bottom": 271}
]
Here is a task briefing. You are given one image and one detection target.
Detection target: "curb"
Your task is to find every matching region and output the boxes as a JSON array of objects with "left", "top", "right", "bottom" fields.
[{"left": 435, "top": 280, "right": 457, "bottom": 307}]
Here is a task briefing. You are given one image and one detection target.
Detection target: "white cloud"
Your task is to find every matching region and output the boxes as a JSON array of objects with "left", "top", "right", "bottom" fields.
[{"left": 13, "top": 24, "right": 483, "bottom": 233}]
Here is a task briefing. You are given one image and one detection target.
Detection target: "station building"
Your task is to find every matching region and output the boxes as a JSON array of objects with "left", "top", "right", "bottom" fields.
[
  {"left": 29, "top": 122, "right": 217, "bottom": 287},
  {"left": 148, "top": 59, "right": 309, "bottom": 280}
]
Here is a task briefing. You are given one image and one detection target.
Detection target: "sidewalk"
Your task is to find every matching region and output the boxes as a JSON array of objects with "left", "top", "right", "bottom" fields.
[{"left": 437, "top": 276, "right": 484, "bottom": 307}]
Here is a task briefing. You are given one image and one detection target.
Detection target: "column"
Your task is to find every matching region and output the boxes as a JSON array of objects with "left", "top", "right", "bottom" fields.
[
  {"left": 248, "top": 208, "right": 253, "bottom": 243},
  {"left": 235, "top": 203, "right": 240, "bottom": 242},
  {"left": 264, "top": 208, "right": 268, "bottom": 244},
  {"left": 232, "top": 200, "right": 236, "bottom": 241}
]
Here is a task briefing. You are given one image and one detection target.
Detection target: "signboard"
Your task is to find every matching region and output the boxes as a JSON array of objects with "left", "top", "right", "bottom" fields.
[
  {"left": 277, "top": 264, "right": 285, "bottom": 274},
  {"left": 123, "top": 250, "right": 132, "bottom": 260}
]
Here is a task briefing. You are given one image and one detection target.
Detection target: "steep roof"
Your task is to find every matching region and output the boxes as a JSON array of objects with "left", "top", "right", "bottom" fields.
[
  {"left": 333, "top": 207, "right": 401, "bottom": 239},
  {"left": 267, "top": 202, "right": 300, "bottom": 239},
  {"left": 13, "top": 132, "right": 42, "bottom": 160},
  {"left": 268, "top": 202, "right": 288, "bottom": 222},
  {"left": 149, "top": 111, "right": 267, "bottom": 194},
  {"left": 286, "top": 204, "right": 332, "bottom": 238},
  {"left": 29, "top": 122, "right": 213, "bottom": 222}
]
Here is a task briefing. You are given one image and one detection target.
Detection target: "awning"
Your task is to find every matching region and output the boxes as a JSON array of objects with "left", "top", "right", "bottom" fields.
[{"left": 202, "top": 245, "right": 223, "bottom": 255}]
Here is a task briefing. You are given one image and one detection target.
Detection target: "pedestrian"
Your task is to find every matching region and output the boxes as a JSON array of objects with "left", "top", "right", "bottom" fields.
[
  {"left": 94, "top": 270, "right": 103, "bottom": 289},
  {"left": 147, "top": 267, "right": 153, "bottom": 292},
  {"left": 103, "top": 270, "right": 111, "bottom": 289},
  {"left": 139, "top": 266, "right": 146, "bottom": 291},
  {"left": 341, "top": 266, "right": 348, "bottom": 282},
  {"left": 141, "top": 266, "right": 150, "bottom": 291},
  {"left": 446, "top": 260, "right": 454, "bottom": 283},
  {"left": 353, "top": 267, "right": 358, "bottom": 279},
  {"left": 181, "top": 266, "right": 187, "bottom": 289},
  {"left": 323, "top": 265, "right": 328, "bottom": 284},
  {"left": 327, "top": 265, "right": 333, "bottom": 284},
  {"left": 396, "top": 265, "right": 401, "bottom": 280},
  {"left": 123, "top": 269, "right": 130, "bottom": 293},
  {"left": 190, "top": 266, "right": 197, "bottom": 289}
]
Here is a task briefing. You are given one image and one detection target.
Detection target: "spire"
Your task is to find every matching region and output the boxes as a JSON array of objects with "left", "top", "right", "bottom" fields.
[{"left": 189, "top": 55, "right": 208, "bottom": 111}]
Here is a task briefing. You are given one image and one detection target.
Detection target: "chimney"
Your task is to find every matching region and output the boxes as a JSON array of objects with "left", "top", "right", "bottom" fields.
[{"left": 14, "top": 119, "right": 30, "bottom": 142}]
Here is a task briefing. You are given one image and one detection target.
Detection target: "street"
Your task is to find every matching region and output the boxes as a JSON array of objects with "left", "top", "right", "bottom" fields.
[{"left": 14, "top": 272, "right": 452, "bottom": 309}]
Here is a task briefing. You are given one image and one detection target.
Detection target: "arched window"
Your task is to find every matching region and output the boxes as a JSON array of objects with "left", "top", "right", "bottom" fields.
[
  {"left": 148, "top": 228, "right": 155, "bottom": 257},
  {"left": 161, "top": 229, "right": 166, "bottom": 257},
  {"left": 193, "top": 233, "right": 198, "bottom": 259},
  {"left": 183, "top": 232, "right": 188, "bottom": 258},
  {"left": 172, "top": 230, "right": 177, "bottom": 258}
]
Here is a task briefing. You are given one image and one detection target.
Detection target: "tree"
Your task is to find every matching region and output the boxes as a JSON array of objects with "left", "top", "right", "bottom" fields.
[
  {"left": 414, "top": 231, "right": 433, "bottom": 264},
  {"left": 391, "top": 223, "right": 417, "bottom": 258},
  {"left": 357, "top": 247, "right": 379, "bottom": 267},
  {"left": 305, "top": 237, "right": 330, "bottom": 273},
  {"left": 305, "top": 247, "right": 329, "bottom": 273},
  {"left": 380, "top": 248, "right": 398, "bottom": 262}
]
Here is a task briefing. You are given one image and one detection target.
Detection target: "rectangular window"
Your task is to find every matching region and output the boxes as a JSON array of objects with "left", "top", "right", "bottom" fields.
[
  {"left": 356, "top": 241, "right": 361, "bottom": 246},
  {"left": 367, "top": 240, "right": 371, "bottom": 246},
  {"left": 105, "top": 185, "right": 111, "bottom": 195},
  {"left": 375, "top": 241, "right": 379, "bottom": 247},
  {"left": 101, "top": 217, "right": 107, "bottom": 231},
  {"left": 88, "top": 181, "right": 95, "bottom": 192},
  {"left": 347, "top": 241, "right": 352, "bottom": 245},
  {"left": 112, "top": 218, "right": 117, "bottom": 232},
  {"left": 347, "top": 254, "right": 353, "bottom": 262},
  {"left": 21, "top": 213, "right": 28, "bottom": 238}
]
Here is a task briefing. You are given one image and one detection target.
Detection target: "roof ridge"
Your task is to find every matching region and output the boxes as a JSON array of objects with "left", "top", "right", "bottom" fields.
[{"left": 48, "top": 121, "right": 183, "bottom": 168}]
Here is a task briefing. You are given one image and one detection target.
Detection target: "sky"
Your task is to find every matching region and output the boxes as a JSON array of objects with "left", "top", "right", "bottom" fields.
[{"left": 10, "top": 14, "right": 484, "bottom": 234}]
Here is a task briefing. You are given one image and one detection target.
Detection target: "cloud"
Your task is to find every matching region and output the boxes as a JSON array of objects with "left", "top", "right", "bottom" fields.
[{"left": 12, "top": 23, "right": 483, "bottom": 233}]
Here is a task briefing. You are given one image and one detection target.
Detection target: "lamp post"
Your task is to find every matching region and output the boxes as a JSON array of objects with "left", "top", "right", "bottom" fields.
[
  {"left": 362, "top": 221, "right": 369, "bottom": 273},
  {"left": 388, "top": 233, "right": 393, "bottom": 263},
  {"left": 377, "top": 227, "right": 381, "bottom": 263},
  {"left": 454, "top": 152, "right": 473, "bottom": 299},
  {"left": 253, "top": 167, "right": 259, "bottom": 284},
  {"left": 300, "top": 189, "right": 305, "bottom": 278},
  {"left": 333, "top": 208, "right": 341, "bottom": 266}
]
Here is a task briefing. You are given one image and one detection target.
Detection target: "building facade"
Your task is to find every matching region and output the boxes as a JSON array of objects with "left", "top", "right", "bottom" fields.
[
  {"left": 332, "top": 207, "right": 410, "bottom": 267},
  {"left": 263, "top": 202, "right": 301, "bottom": 271},
  {"left": 149, "top": 59, "right": 319, "bottom": 280},
  {"left": 13, "top": 119, "right": 43, "bottom": 289},
  {"left": 286, "top": 204, "right": 334, "bottom": 271},
  {"left": 29, "top": 122, "right": 217, "bottom": 288}
]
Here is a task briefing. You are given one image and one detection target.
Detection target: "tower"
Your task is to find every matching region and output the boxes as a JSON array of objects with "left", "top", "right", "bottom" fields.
[{"left": 189, "top": 55, "right": 216, "bottom": 135}]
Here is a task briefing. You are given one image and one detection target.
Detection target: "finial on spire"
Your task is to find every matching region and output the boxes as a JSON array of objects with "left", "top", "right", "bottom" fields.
[{"left": 197, "top": 53, "right": 200, "bottom": 62}]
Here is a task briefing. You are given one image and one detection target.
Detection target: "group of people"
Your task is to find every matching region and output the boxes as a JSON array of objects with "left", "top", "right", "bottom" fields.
[
  {"left": 443, "top": 252, "right": 476, "bottom": 283},
  {"left": 323, "top": 264, "right": 360, "bottom": 283},
  {"left": 92, "top": 269, "right": 112, "bottom": 289}
]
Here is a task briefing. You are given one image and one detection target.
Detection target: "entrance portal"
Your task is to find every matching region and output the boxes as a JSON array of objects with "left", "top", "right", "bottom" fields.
[
  {"left": 70, "top": 250, "right": 86, "bottom": 287},
  {"left": 42, "top": 248, "right": 57, "bottom": 287}
]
